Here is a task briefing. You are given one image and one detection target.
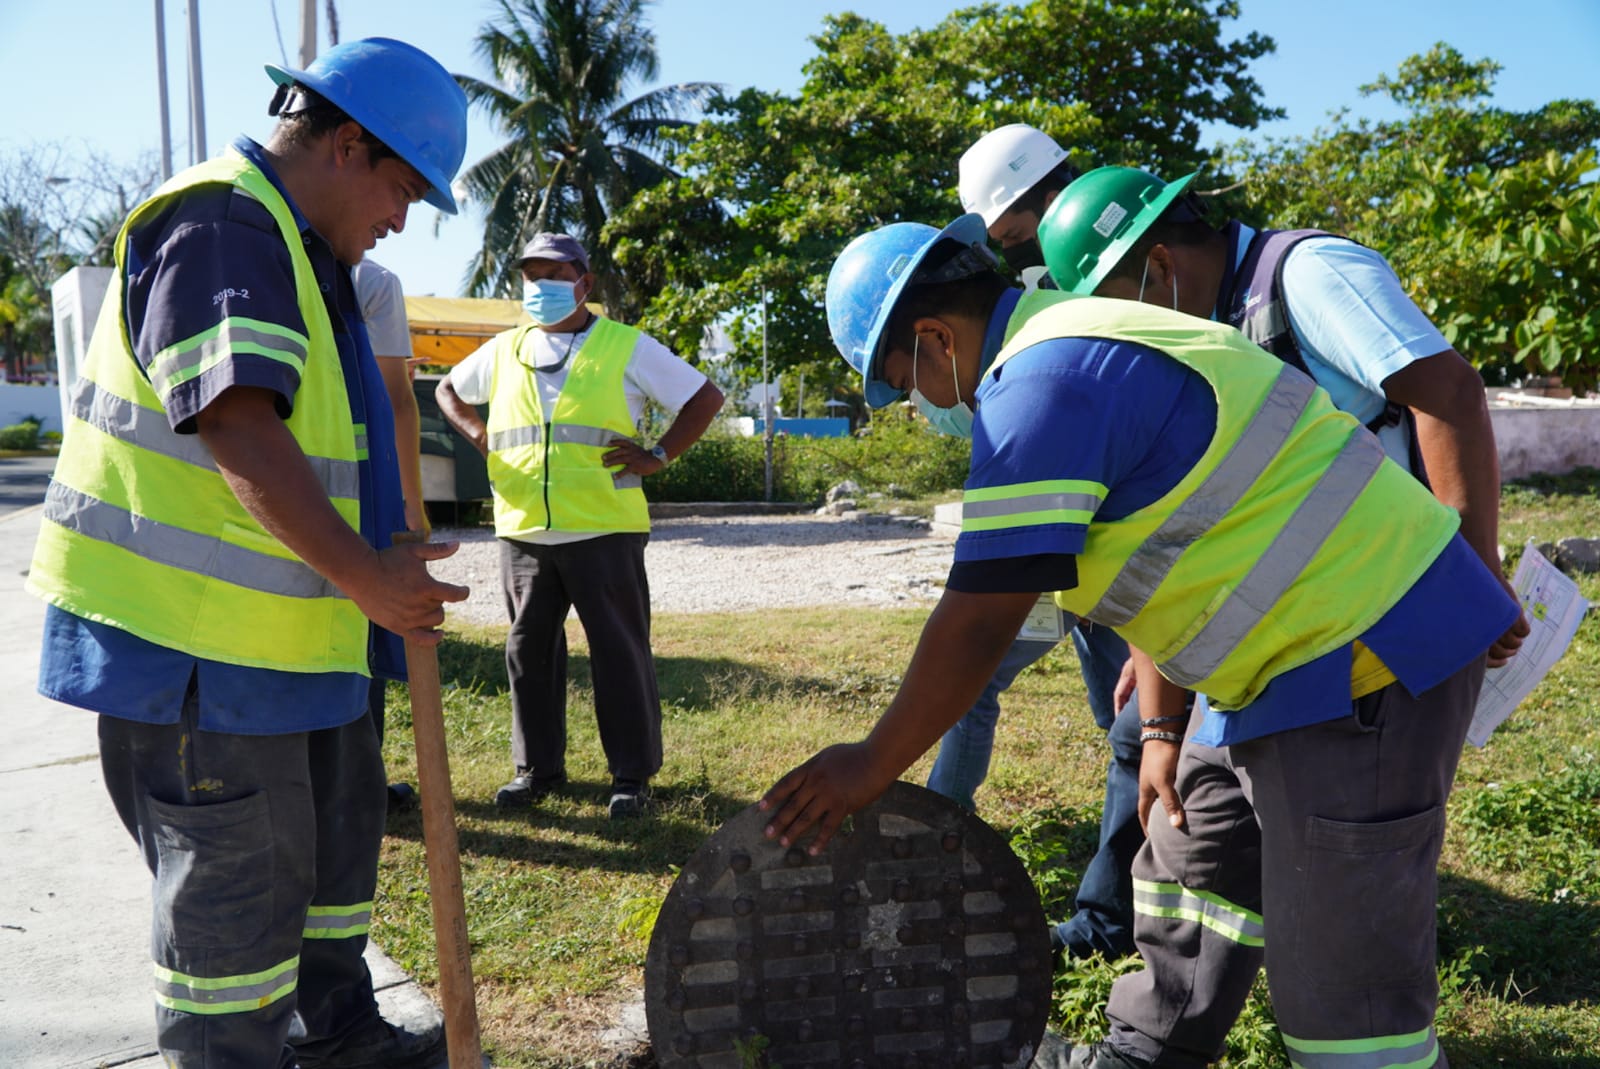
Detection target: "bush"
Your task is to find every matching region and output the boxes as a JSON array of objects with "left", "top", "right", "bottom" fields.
[
  {"left": 647, "top": 417, "right": 970, "bottom": 503},
  {"left": 0, "top": 419, "right": 42, "bottom": 450}
]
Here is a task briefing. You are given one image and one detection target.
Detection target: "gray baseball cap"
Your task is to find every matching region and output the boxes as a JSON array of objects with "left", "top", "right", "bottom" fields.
[{"left": 515, "top": 233, "right": 590, "bottom": 273}]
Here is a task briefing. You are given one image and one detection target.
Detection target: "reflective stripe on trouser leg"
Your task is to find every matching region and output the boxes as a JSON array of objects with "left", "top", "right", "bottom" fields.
[
  {"left": 303, "top": 902, "right": 374, "bottom": 939},
  {"left": 153, "top": 956, "right": 300, "bottom": 1015},
  {"left": 289, "top": 712, "right": 388, "bottom": 1058},
  {"left": 1231, "top": 664, "right": 1486, "bottom": 1069},
  {"left": 1282, "top": 1027, "right": 1440, "bottom": 1069},
  {"left": 98, "top": 699, "right": 319, "bottom": 1069},
  {"left": 1103, "top": 731, "right": 1266, "bottom": 1069},
  {"left": 1132, "top": 878, "right": 1264, "bottom": 946}
]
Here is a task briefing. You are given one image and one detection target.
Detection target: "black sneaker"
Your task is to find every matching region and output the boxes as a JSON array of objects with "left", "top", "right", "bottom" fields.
[
  {"left": 608, "top": 779, "right": 651, "bottom": 820},
  {"left": 1068, "top": 1041, "right": 1155, "bottom": 1069},
  {"left": 386, "top": 783, "right": 418, "bottom": 814},
  {"left": 495, "top": 771, "right": 567, "bottom": 809},
  {"left": 293, "top": 1018, "right": 446, "bottom": 1069}
]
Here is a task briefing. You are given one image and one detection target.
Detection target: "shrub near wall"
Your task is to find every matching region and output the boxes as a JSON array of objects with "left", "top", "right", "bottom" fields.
[
  {"left": 647, "top": 417, "right": 971, "bottom": 503},
  {"left": 0, "top": 419, "right": 42, "bottom": 451}
]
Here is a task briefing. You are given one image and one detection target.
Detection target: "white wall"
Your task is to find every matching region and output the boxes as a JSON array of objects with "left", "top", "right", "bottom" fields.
[
  {"left": 1488, "top": 397, "right": 1600, "bottom": 480},
  {"left": 0, "top": 383, "right": 62, "bottom": 433}
]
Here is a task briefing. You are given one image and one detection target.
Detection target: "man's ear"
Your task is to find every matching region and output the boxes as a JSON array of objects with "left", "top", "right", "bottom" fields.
[
  {"left": 330, "top": 121, "right": 367, "bottom": 167},
  {"left": 1146, "top": 243, "right": 1179, "bottom": 290},
  {"left": 909, "top": 316, "right": 956, "bottom": 362}
]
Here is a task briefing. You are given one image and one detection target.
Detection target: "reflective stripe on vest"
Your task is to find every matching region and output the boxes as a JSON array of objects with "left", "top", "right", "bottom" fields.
[
  {"left": 303, "top": 901, "right": 372, "bottom": 940},
  {"left": 45, "top": 481, "right": 338, "bottom": 599},
  {"left": 26, "top": 149, "right": 370, "bottom": 674},
  {"left": 484, "top": 318, "right": 650, "bottom": 536},
  {"left": 488, "top": 421, "right": 630, "bottom": 452},
  {"left": 1132, "top": 877, "right": 1265, "bottom": 946},
  {"left": 1282, "top": 1027, "right": 1439, "bottom": 1069},
  {"left": 1088, "top": 367, "right": 1317, "bottom": 626},
  {"left": 69, "top": 377, "right": 360, "bottom": 501},
  {"left": 153, "top": 955, "right": 299, "bottom": 1015},
  {"left": 1159, "top": 429, "right": 1384, "bottom": 688},
  {"left": 987, "top": 291, "right": 1458, "bottom": 710}
]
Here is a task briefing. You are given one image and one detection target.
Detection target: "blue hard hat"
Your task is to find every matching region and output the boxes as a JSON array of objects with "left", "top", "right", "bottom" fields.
[
  {"left": 266, "top": 38, "right": 468, "bottom": 214},
  {"left": 825, "top": 213, "right": 990, "bottom": 408}
]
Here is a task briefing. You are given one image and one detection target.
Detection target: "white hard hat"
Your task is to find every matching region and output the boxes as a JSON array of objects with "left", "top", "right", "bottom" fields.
[{"left": 958, "top": 124, "right": 1069, "bottom": 227}]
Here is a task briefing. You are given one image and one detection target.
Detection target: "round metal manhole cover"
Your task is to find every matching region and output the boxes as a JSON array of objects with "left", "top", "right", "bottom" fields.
[{"left": 645, "top": 780, "right": 1052, "bottom": 1069}]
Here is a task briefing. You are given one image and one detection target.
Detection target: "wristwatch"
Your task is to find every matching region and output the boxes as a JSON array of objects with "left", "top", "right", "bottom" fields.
[{"left": 649, "top": 444, "right": 670, "bottom": 466}]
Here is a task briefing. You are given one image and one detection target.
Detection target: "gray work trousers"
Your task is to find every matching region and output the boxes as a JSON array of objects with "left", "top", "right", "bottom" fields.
[
  {"left": 99, "top": 684, "right": 387, "bottom": 1069},
  {"left": 1106, "top": 660, "right": 1485, "bottom": 1069},
  {"left": 501, "top": 532, "right": 662, "bottom": 784}
]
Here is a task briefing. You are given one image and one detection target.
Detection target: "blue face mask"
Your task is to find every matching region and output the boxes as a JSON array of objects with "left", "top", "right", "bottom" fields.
[
  {"left": 522, "top": 277, "right": 584, "bottom": 326},
  {"left": 914, "top": 391, "right": 974, "bottom": 437},
  {"left": 908, "top": 333, "right": 975, "bottom": 438}
]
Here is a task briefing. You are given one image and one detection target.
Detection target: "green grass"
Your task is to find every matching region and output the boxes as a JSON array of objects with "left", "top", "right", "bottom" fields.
[{"left": 375, "top": 472, "right": 1600, "bottom": 1068}]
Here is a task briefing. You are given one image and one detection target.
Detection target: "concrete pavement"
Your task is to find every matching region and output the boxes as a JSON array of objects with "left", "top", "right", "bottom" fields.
[{"left": 0, "top": 492, "right": 446, "bottom": 1068}]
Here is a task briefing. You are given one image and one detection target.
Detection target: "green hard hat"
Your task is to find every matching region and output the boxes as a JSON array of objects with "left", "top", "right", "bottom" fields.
[{"left": 1038, "top": 167, "right": 1198, "bottom": 295}]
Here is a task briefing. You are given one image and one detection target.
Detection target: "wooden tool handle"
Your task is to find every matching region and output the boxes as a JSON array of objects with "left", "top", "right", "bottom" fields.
[{"left": 394, "top": 530, "right": 483, "bottom": 1068}]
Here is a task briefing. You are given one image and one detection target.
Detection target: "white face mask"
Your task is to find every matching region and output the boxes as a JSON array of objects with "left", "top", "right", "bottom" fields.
[
  {"left": 1137, "top": 255, "right": 1178, "bottom": 310},
  {"left": 908, "top": 332, "right": 975, "bottom": 438}
]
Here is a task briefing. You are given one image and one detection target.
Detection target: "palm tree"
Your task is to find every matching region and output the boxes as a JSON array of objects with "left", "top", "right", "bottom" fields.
[{"left": 454, "top": 0, "right": 718, "bottom": 318}]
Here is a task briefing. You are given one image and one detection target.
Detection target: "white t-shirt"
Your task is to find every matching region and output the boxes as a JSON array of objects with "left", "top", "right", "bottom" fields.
[
  {"left": 351, "top": 259, "right": 413, "bottom": 359},
  {"left": 448, "top": 318, "right": 709, "bottom": 544}
]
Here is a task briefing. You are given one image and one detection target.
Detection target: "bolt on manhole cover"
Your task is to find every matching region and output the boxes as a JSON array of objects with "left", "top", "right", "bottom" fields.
[{"left": 645, "top": 780, "right": 1051, "bottom": 1068}]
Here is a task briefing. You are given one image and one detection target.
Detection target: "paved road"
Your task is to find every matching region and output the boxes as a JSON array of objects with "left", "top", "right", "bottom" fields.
[{"left": 0, "top": 455, "right": 54, "bottom": 516}]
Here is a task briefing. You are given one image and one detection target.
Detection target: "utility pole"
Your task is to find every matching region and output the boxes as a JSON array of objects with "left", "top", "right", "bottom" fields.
[
  {"left": 185, "top": 1, "right": 207, "bottom": 164},
  {"left": 299, "top": 0, "right": 317, "bottom": 66},
  {"left": 153, "top": 0, "right": 172, "bottom": 180},
  {"left": 762, "top": 288, "right": 774, "bottom": 503}
]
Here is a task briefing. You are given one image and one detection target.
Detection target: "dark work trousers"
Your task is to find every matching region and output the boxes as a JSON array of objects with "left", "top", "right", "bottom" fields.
[
  {"left": 99, "top": 682, "right": 387, "bottom": 1069},
  {"left": 1105, "top": 660, "right": 1485, "bottom": 1069},
  {"left": 501, "top": 532, "right": 663, "bottom": 784}
]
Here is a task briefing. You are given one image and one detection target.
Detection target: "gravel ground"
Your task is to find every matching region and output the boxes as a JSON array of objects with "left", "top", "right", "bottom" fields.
[{"left": 429, "top": 513, "right": 958, "bottom": 626}]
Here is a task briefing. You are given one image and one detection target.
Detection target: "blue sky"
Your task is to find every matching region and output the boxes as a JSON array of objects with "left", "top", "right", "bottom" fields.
[{"left": 1, "top": 0, "right": 1595, "bottom": 297}]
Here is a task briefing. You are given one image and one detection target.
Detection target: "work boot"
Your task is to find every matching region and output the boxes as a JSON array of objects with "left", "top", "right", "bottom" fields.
[
  {"left": 494, "top": 771, "right": 567, "bottom": 808},
  {"left": 608, "top": 779, "right": 651, "bottom": 820},
  {"left": 293, "top": 1017, "right": 446, "bottom": 1069}
]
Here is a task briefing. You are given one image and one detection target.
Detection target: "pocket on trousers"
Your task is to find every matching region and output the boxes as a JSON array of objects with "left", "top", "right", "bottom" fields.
[
  {"left": 148, "top": 791, "right": 276, "bottom": 950},
  {"left": 1296, "top": 805, "right": 1446, "bottom": 989}
]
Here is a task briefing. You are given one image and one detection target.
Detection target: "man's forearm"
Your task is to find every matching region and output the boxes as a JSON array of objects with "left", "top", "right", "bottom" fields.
[
  {"left": 435, "top": 378, "right": 489, "bottom": 457},
  {"left": 655, "top": 382, "right": 724, "bottom": 460},
  {"left": 1386, "top": 351, "right": 1503, "bottom": 572},
  {"left": 197, "top": 387, "right": 379, "bottom": 595},
  {"left": 861, "top": 589, "right": 1037, "bottom": 781},
  {"left": 379, "top": 356, "right": 425, "bottom": 529}
]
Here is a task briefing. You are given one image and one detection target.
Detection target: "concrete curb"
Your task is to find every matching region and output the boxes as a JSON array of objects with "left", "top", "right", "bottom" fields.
[{"left": 0, "top": 503, "right": 448, "bottom": 1068}]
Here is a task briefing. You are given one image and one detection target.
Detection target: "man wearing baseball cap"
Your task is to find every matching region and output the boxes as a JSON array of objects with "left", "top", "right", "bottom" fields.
[{"left": 437, "top": 233, "right": 723, "bottom": 821}]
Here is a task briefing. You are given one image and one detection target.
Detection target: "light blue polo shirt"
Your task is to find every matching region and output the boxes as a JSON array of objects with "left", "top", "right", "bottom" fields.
[{"left": 1225, "top": 222, "right": 1450, "bottom": 470}]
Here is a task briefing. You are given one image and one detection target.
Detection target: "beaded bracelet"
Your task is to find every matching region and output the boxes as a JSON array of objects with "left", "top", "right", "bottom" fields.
[
  {"left": 1140, "top": 730, "right": 1185, "bottom": 744},
  {"left": 1139, "top": 713, "right": 1189, "bottom": 728}
]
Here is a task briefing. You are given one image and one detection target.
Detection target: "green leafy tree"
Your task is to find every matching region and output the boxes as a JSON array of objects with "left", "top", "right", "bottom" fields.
[
  {"left": 1220, "top": 44, "right": 1600, "bottom": 391},
  {"left": 609, "top": 0, "right": 1281, "bottom": 405},
  {"left": 0, "top": 144, "right": 157, "bottom": 380},
  {"left": 453, "top": 0, "right": 718, "bottom": 317}
]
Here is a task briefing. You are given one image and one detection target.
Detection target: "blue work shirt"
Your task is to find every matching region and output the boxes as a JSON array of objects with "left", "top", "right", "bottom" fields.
[
  {"left": 38, "top": 137, "right": 408, "bottom": 735},
  {"left": 948, "top": 298, "right": 1514, "bottom": 744}
]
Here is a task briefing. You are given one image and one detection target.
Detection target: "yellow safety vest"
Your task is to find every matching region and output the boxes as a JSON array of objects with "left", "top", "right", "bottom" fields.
[
  {"left": 977, "top": 291, "right": 1458, "bottom": 710},
  {"left": 484, "top": 319, "right": 650, "bottom": 537},
  {"left": 28, "top": 149, "right": 371, "bottom": 675}
]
